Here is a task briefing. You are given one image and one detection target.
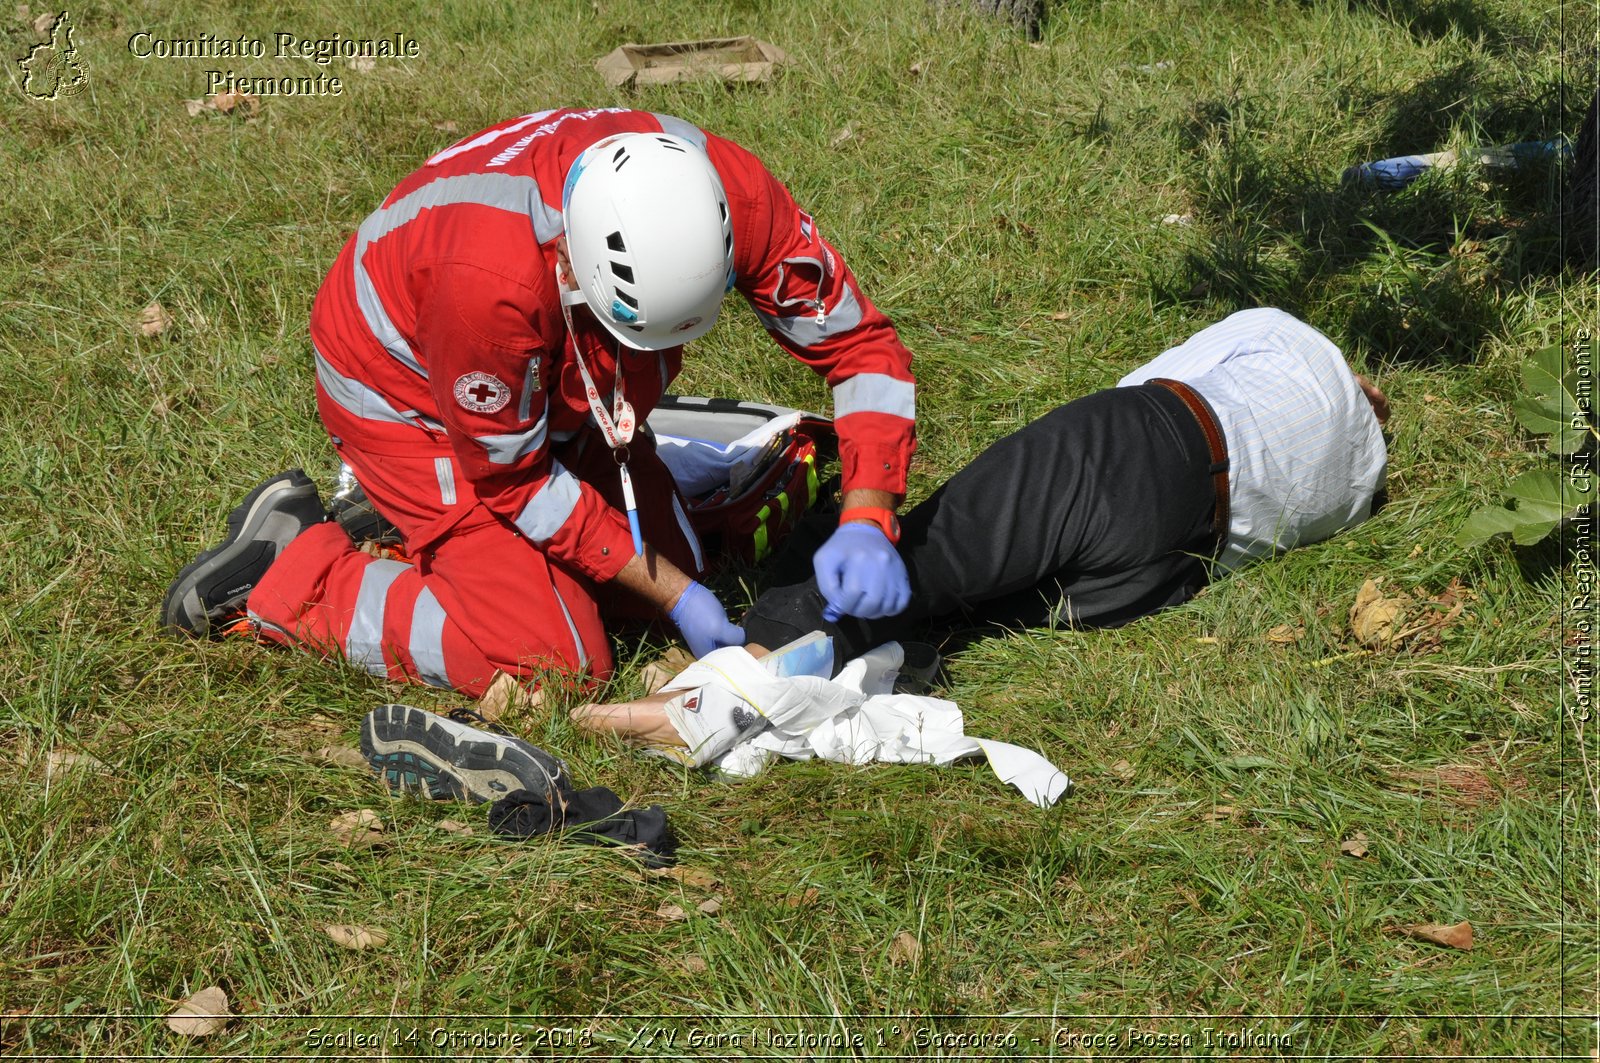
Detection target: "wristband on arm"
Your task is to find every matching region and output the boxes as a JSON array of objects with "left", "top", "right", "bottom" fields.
[{"left": 838, "top": 506, "right": 901, "bottom": 545}]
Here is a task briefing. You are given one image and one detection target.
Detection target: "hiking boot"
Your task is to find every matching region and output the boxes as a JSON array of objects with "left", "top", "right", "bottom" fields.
[
  {"left": 328, "top": 465, "right": 403, "bottom": 546},
  {"left": 161, "top": 469, "right": 327, "bottom": 637},
  {"left": 360, "top": 703, "right": 569, "bottom": 803}
]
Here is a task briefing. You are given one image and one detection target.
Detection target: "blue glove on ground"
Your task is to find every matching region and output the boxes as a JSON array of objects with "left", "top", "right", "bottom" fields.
[
  {"left": 669, "top": 581, "right": 747, "bottom": 659},
  {"left": 813, "top": 522, "right": 912, "bottom": 622}
]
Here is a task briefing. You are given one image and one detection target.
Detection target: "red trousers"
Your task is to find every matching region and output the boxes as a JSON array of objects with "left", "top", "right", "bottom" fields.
[{"left": 247, "top": 414, "right": 705, "bottom": 698}]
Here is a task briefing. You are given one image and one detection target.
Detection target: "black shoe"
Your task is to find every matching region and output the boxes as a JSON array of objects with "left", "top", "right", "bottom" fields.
[
  {"left": 161, "top": 469, "right": 326, "bottom": 637},
  {"left": 328, "top": 472, "right": 403, "bottom": 546},
  {"left": 894, "top": 642, "right": 943, "bottom": 695},
  {"left": 360, "top": 703, "right": 568, "bottom": 803}
]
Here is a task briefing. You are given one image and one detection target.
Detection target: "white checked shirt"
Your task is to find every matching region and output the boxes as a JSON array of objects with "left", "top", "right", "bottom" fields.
[{"left": 1118, "top": 308, "right": 1388, "bottom": 571}]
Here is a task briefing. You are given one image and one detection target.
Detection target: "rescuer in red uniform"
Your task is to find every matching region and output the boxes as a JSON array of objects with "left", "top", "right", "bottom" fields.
[{"left": 163, "top": 108, "right": 918, "bottom": 698}]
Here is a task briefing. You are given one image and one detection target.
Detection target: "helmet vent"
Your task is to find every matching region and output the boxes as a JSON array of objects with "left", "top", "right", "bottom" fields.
[
  {"left": 718, "top": 201, "right": 727, "bottom": 222},
  {"left": 606, "top": 231, "right": 626, "bottom": 252},
  {"left": 611, "top": 145, "right": 630, "bottom": 170},
  {"left": 614, "top": 289, "right": 639, "bottom": 309},
  {"left": 656, "top": 137, "right": 687, "bottom": 153},
  {"left": 611, "top": 262, "right": 634, "bottom": 283}
]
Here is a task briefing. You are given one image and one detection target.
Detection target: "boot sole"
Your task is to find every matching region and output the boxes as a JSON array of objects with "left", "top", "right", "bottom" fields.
[
  {"left": 360, "top": 703, "right": 565, "bottom": 804},
  {"left": 161, "top": 472, "right": 317, "bottom": 636}
]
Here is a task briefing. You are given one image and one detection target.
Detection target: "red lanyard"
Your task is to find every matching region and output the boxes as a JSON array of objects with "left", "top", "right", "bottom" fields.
[{"left": 558, "top": 271, "right": 645, "bottom": 555}]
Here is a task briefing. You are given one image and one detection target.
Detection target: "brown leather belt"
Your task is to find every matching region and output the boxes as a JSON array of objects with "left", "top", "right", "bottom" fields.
[{"left": 1149, "top": 377, "right": 1230, "bottom": 553}]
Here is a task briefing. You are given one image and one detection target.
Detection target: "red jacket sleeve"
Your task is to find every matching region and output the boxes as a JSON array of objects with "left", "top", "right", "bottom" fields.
[
  {"left": 707, "top": 134, "right": 917, "bottom": 496},
  {"left": 411, "top": 259, "right": 634, "bottom": 583}
]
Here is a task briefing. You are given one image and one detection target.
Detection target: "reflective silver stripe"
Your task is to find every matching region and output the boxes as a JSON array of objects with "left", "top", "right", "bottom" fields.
[
  {"left": 551, "top": 581, "right": 589, "bottom": 669},
  {"left": 754, "top": 284, "right": 865, "bottom": 349},
  {"left": 434, "top": 457, "right": 457, "bottom": 505},
  {"left": 353, "top": 173, "right": 564, "bottom": 378},
  {"left": 513, "top": 461, "right": 582, "bottom": 542},
  {"left": 346, "top": 558, "right": 408, "bottom": 674},
  {"left": 670, "top": 493, "right": 705, "bottom": 573},
  {"left": 409, "top": 588, "right": 451, "bottom": 688},
  {"left": 426, "top": 111, "right": 554, "bottom": 166},
  {"left": 476, "top": 415, "right": 548, "bottom": 466},
  {"left": 314, "top": 347, "right": 445, "bottom": 432},
  {"left": 833, "top": 373, "right": 916, "bottom": 420},
  {"left": 650, "top": 113, "right": 708, "bottom": 150}
]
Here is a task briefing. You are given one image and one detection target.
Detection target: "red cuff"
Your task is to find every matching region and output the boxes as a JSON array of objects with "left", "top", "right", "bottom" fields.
[
  {"left": 560, "top": 509, "right": 636, "bottom": 584},
  {"left": 840, "top": 439, "right": 912, "bottom": 497}
]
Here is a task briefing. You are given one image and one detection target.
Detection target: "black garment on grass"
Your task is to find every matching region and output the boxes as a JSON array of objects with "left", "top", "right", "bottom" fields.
[
  {"left": 489, "top": 785, "right": 676, "bottom": 868},
  {"left": 746, "top": 383, "right": 1220, "bottom": 666}
]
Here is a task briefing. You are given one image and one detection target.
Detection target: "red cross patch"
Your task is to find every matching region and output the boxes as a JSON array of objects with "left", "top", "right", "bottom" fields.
[{"left": 453, "top": 371, "right": 510, "bottom": 414}]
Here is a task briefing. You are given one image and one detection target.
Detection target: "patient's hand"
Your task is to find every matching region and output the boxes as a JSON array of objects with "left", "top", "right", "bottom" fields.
[{"left": 1355, "top": 374, "right": 1390, "bottom": 426}]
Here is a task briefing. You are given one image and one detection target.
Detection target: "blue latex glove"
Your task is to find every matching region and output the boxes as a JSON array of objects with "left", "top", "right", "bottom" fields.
[
  {"left": 669, "top": 581, "right": 747, "bottom": 658},
  {"left": 813, "top": 522, "right": 912, "bottom": 622}
]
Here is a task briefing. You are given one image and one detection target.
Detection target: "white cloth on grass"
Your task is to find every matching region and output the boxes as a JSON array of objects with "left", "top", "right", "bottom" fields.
[
  {"left": 660, "top": 641, "right": 1071, "bottom": 808},
  {"left": 1117, "top": 307, "right": 1387, "bottom": 572}
]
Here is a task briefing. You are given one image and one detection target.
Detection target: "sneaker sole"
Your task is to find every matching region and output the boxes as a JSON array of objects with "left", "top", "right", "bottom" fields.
[
  {"left": 161, "top": 471, "right": 318, "bottom": 636},
  {"left": 360, "top": 703, "right": 564, "bottom": 804}
]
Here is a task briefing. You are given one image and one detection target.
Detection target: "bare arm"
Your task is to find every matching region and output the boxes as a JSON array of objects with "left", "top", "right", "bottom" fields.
[
  {"left": 570, "top": 642, "right": 774, "bottom": 747},
  {"left": 607, "top": 547, "right": 694, "bottom": 614}
]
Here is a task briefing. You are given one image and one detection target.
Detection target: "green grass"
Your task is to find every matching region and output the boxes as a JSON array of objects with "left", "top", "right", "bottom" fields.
[{"left": 0, "top": 0, "right": 1595, "bottom": 1057}]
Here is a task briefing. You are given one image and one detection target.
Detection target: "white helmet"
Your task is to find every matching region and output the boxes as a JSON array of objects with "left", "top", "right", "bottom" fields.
[{"left": 560, "top": 132, "right": 735, "bottom": 350}]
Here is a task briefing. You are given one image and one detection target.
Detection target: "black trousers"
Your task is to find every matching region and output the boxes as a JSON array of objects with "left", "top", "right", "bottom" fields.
[{"left": 744, "top": 383, "right": 1221, "bottom": 664}]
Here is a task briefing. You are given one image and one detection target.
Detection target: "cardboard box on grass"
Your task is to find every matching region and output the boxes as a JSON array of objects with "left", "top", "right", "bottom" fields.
[{"left": 596, "top": 37, "right": 789, "bottom": 89}]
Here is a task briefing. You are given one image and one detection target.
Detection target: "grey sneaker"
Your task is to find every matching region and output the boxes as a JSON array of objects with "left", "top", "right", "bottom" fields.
[
  {"left": 360, "top": 703, "right": 568, "bottom": 803},
  {"left": 161, "top": 469, "right": 326, "bottom": 637}
]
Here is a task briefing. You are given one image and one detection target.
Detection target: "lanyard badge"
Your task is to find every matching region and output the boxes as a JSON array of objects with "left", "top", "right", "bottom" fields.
[{"left": 559, "top": 268, "right": 645, "bottom": 556}]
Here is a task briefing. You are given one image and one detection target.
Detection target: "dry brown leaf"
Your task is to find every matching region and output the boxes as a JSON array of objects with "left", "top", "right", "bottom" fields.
[
  {"left": 182, "top": 98, "right": 208, "bottom": 117},
  {"left": 165, "top": 986, "right": 230, "bottom": 1037},
  {"left": 348, "top": 55, "right": 376, "bottom": 73},
  {"left": 908, "top": 60, "right": 925, "bottom": 76},
  {"left": 682, "top": 954, "right": 708, "bottom": 973},
  {"left": 433, "top": 120, "right": 460, "bottom": 133},
  {"left": 1194, "top": 636, "right": 1220, "bottom": 645},
  {"left": 436, "top": 818, "right": 474, "bottom": 836},
  {"left": 1387, "top": 763, "right": 1509, "bottom": 807},
  {"left": 829, "top": 123, "right": 855, "bottom": 148},
  {"left": 888, "top": 930, "right": 921, "bottom": 967},
  {"left": 316, "top": 746, "right": 367, "bottom": 770},
  {"left": 1400, "top": 920, "right": 1473, "bottom": 950},
  {"left": 639, "top": 647, "right": 697, "bottom": 694},
  {"left": 329, "top": 809, "right": 386, "bottom": 848},
  {"left": 1265, "top": 624, "right": 1302, "bottom": 644},
  {"left": 138, "top": 301, "right": 174, "bottom": 337},
  {"left": 696, "top": 897, "right": 722, "bottom": 916},
  {"left": 16, "top": 5, "right": 31, "bottom": 23},
  {"left": 31, "top": 9, "right": 53, "bottom": 34},
  {"left": 1106, "top": 759, "right": 1134, "bottom": 781},
  {"left": 1201, "top": 804, "right": 1235, "bottom": 823},
  {"left": 209, "top": 91, "right": 260, "bottom": 117},
  {"left": 323, "top": 923, "right": 388, "bottom": 950},
  {"left": 1048, "top": 311, "right": 1072, "bottom": 321},
  {"left": 648, "top": 865, "right": 719, "bottom": 889},
  {"left": 476, "top": 670, "right": 543, "bottom": 721},
  {"left": 656, "top": 901, "right": 688, "bottom": 922},
  {"left": 45, "top": 750, "right": 109, "bottom": 781},
  {"left": 1350, "top": 578, "right": 1407, "bottom": 647},
  {"left": 778, "top": 886, "right": 820, "bottom": 909},
  {"left": 1340, "top": 832, "right": 1370, "bottom": 859}
]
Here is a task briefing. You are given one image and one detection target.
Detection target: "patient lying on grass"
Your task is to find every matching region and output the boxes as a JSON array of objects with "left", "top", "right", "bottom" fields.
[{"left": 574, "top": 308, "right": 1390, "bottom": 752}]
